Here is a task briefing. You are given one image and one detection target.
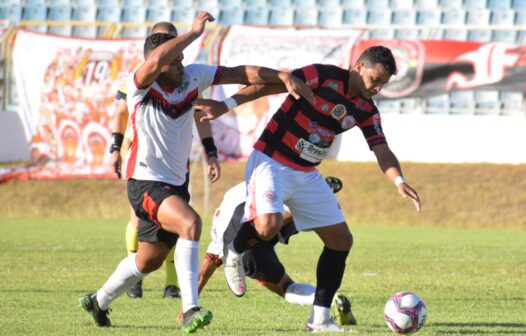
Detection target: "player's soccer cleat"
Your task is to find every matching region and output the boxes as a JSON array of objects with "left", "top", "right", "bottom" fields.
[
  {"left": 223, "top": 242, "right": 246, "bottom": 297},
  {"left": 332, "top": 293, "right": 357, "bottom": 326},
  {"left": 79, "top": 294, "right": 111, "bottom": 327},
  {"left": 182, "top": 306, "right": 213, "bottom": 334},
  {"left": 163, "top": 285, "right": 181, "bottom": 298},
  {"left": 126, "top": 280, "right": 143, "bottom": 298},
  {"left": 305, "top": 320, "right": 352, "bottom": 333}
]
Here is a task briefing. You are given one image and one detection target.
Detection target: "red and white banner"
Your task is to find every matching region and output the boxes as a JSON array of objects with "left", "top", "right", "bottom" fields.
[
  {"left": 3, "top": 30, "right": 203, "bottom": 182},
  {"left": 210, "top": 26, "right": 362, "bottom": 161}
]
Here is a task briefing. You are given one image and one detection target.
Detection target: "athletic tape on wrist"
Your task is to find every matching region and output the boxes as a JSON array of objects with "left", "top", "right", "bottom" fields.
[
  {"left": 223, "top": 97, "right": 238, "bottom": 111},
  {"left": 394, "top": 176, "right": 406, "bottom": 186}
]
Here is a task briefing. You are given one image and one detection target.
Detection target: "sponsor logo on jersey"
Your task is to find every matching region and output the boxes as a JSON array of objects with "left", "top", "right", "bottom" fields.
[
  {"left": 295, "top": 138, "right": 329, "bottom": 163},
  {"left": 328, "top": 82, "right": 340, "bottom": 91},
  {"left": 341, "top": 115, "right": 356, "bottom": 129},
  {"left": 330, "top": 104, "right": 346, "bottom": 120}
]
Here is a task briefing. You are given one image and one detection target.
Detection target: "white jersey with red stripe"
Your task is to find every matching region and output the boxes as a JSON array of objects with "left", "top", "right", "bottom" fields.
[
  {"left": 124, "top": 63, "right": 221, "bottom": 186},
  {"left": 207, "top": 182, "right": 247, "bottom": 258}
]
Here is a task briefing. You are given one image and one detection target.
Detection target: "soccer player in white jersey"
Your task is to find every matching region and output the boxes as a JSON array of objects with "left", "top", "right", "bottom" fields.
[
  {"left": 195, "top": 177, "right": 357, "bottom": 326},
  {"left": 79, "top": 11, "right": 315, "bottom": 334}
]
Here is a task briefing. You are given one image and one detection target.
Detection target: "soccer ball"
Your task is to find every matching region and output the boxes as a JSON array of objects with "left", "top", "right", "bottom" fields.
[{"left": 384, "top": 292, "right": 427, "bottom": 334}]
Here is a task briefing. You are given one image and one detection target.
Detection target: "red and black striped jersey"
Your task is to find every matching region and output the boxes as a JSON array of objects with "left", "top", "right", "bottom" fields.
[{"left": 254, "top": 63, "right": 387, "bottom": 171}]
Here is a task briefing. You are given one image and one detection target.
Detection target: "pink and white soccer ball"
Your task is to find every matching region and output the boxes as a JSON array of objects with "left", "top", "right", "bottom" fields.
[{"left": 384, "top": 292, "right": 427, "bottom": 334}]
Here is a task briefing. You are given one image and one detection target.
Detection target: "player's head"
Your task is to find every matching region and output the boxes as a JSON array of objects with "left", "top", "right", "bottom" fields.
[
  {"left": 352, "top": 45, "right": 397, "bottom": 99},
  {"left": 144, "top": 33, "right": 184, "bottom": 79},
  {"left": 151, "top": 21, "right": 177, "bottom": 36}
]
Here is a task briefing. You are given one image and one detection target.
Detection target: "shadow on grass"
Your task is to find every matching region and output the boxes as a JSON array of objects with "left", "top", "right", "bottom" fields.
[{"left": 433, "top": 322, "right": 526, "bottom": 335}]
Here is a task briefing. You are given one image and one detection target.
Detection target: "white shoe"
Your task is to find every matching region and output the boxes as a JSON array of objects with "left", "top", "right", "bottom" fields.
[
  {"left": 223, "top": 242, "right": 246, "bottom": 297},
  {"left": 305, "top": 320, "right": 353, "bottom": 333}
]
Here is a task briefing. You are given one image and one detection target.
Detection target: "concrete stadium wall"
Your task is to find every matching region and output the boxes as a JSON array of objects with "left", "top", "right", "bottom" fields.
[{"left": 332, "top": 114, "right": 526, "bottom": 164}]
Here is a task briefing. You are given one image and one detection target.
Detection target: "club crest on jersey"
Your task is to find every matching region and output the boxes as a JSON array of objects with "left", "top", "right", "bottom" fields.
[
  {"left": 341, "top": 115, "right": 356, "bottom": 129},
  {"left": 263, "top": 191, "right": 277, "bottom": 202},
  {"left": 331, "top": 104, "right": 346, "bottom": 120}
]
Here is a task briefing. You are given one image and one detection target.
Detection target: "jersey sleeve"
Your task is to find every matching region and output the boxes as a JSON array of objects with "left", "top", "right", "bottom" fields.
[
  {"left": 125, "top": 67, "right": 151, "bottom": 112},
  {"left": 356, "top": 106, "right": 387, "bottom": 149},
  {"left": 187, "top": 64, "right": 224, "bottom": 93},
  {"left": 291, "top": 64, "right": 328, "bottom": 90}
]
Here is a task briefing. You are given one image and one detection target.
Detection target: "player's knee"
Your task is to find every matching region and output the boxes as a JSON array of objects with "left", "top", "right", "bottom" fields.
[
  {"left": 136, "top": 255, "right": 164, "bottom": 273},
  {"left": 178, "top": 214, "right": 202, "bottom": 240},
  {"left": 255, "top": 214, "right": 282, "bottom": 240}
]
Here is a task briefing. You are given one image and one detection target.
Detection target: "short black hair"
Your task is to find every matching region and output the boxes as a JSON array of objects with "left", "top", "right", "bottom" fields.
[
  {"left": 358, "top": 45, "right": 397, "bottom": 75},
  {"left": 143, "top": 32, "right": 175, "bottom": 58}
]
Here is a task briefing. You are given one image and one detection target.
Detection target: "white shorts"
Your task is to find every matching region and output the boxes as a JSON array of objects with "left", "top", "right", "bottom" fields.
[{"left": 243, "top": 150, "right": 346, "bottom": 231}]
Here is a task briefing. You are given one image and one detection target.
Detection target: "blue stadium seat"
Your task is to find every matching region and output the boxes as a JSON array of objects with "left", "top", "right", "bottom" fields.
[
  {"left": 391, "top": 0, "right": 414, "bottom": 9},
  {"left": 294, "top": 7, "right": 319, "bottom": 26},
  {"left": 466, "top": 9, "right": 492, "bottom": 42},
  {"left": 25, "top": 0, "right": 46, "bottom": 6},
  {"left": 488, "top": 0, "right": 512, "bottom": 9},
  {"left": 400, "top": 98, "right": 422, "bottom": 114},
  {"left": 77, "top": 0, "right": 96, "bottom": 5},
  {"left": 515, "top": 10, "right": 526, "bottom": 43},
  {"left": 218, "top": 7, "right": 245, "bottom": 25},
  {"left": 244, "top": 7, "right": 269, "bottom": 25},
  {"left": 269, "top": 7, "right": 294, "bottom": 25},
  {"left": 500, "top": 92, "right": 524, "bottom": 115},
  {"left": 491, "top": 9, "right": 517, "bottom": 42},
  {"left": 246, "top": 0, "right": 267, "bottom": 8},
  {"left": 271, "top": 0, "right": 291, "bottom": 7},
  {"left": 97, "top": 0, "right": 120, "bottom": 6},
  {"left": 425, "top": 94, "right": 450, "bottom": 114},
  {"left": 366, "top": 0, "right": 389, "bottom": 8},
  {"left": 392, "top": 9, "right": 418, "bottom": 40},
  {"left": 450, "top": 91, "right": 475, "bottom": 114},
  {"left": 367, "top": 9, "right": 394, "bottom": 39},
  {"left": 0, "top": 3, "right": 22, "bottom": 24},
  {"left": 171, "top": 7, "right": 195, "bottom": 24},
  {"left": 146, "top": 6, "right": 172, "bottom": 23},
  {"left": 439, "top": 0, "right": 462, "bottom": 9},
  {"left": 512, "top": 0, "right": 526, "bottom": 9},
  {"left": 442, "top": 9, "right": 467, "bottom": 40},
  {"left": 49, "top": 0, "right": 70, "bottom": 5},
  {"left": 475, "top": 90, "right": 501, "bottom": 115},
  {"left": 219, "top": 0, "right": 243, "bottom": 8},
  {"left": 47, "top": 5, "right": 72, "bottom": 36},
  {"left": 341, "top": 0, "right": 365, "bottom": 8},
  {"left": 96, "top": 3, "right": 121, "bottom": 36},
  {"left": 464, "top": 0, "right": 488, "bottom": 9},
  {"left": 318, "top": 8, "right": 343, "bottom": 27},
  {"left": 416, "top": 10, "right": 441, "bottom": 25},
  {"left": 121, "top": 7, "right": 148, "bottom": 38},
  {"left": 318, "top": 0, "right": 340, "bottom": 6},
  {"left": 293, "top": 0, "right": 316, "bottom": 7},
  {"left": 172, "top": 0, "right": 194, "bottom": 8},
  {"left": 414, "top": 0, "right": 438, "bottom": 9},
  {"left": 149, "top": 0, "right": 169, "bottom": 6},
  {"left": 343, "top": 8, "right": 367, "bottom": 25},
  {"left": 72, "top": 5, "right": 97, "bottom": 38},
  {"left": 22, "top": 4, "right": 47, "bottom": 33},
  {"left": 123, "top": 0, "right": 145, "bottom": 6},
  {"left": 197, "top": 0, "right": 219, "bottom": 8}
]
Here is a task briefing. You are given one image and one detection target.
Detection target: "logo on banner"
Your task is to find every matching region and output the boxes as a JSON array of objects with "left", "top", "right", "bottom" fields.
[{"left": 380, "top": 40, "right": 425, "bottom": 98}]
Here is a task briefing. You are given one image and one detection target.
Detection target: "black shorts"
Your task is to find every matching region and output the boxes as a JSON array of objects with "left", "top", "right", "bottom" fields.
[
  {"left": 242, "top": 242, "right": 285, "bottom": 284},
  {"left": 128, "top": 178, "right": 189, "bottom": 249}
]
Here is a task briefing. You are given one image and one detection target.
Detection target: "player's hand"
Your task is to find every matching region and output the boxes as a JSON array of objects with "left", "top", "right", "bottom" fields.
[
  {"left": 207, "top": 155, "right": 221, "bottom": 183},
  {"left": 397, "top": 183, "right": 421, "bottom": 212},
  {"left": 194, "top": 99, "right": 228, "bottom": 122},
  {"left": 278, "top": 72, "right": 316, "bottom": 105},
  {"left": 110, "top": 151, "right": 122, "bottom": 179},
  {"left": 177, "top": 310, "right": 183, "bottom": 322},
  {"left": 191, "top": 11, "right": 214, "bottom": 36}
]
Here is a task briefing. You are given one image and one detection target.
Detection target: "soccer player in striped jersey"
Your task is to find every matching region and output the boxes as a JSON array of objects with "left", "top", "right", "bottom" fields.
[
  {"left": 196, "top": 46, "right": 421, "bottom": 333},
  {"left": 80, "top": 11, "right": 314, "bottom": 334}
]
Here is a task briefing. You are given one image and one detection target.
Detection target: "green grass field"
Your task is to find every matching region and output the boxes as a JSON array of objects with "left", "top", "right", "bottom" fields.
[
  {"left": 0, "top": 162, "right": 525, "bottom": 335},
  {"left": 0, "top": 217, "right": 524, "bottom": 335}
]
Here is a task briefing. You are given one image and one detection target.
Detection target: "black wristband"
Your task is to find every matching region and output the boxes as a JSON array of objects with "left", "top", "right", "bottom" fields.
[
  {"left": 201, "top": 137, "right": 217, "bottom": 158},
  {"left": 109, "top": 132, "right": 124, "bottom": 154}
]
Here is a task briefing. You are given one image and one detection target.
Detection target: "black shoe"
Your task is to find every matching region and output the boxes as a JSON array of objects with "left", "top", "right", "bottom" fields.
[
  {"left": 127, "top": 280, "right": 143, "bottom": 298},
  {"left": 163, "top": 285, "right": 181, "bottom": 298},
  {"left": 79, "top": 294, "right": 111, "bottom": 327},
  {"left": 182, "top": 306, "right": 213, "bottom": 334}
]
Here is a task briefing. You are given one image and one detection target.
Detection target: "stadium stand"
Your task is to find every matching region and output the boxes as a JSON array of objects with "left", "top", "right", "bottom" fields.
[
  {"left": 121, "top": 6, "right": 147, "bottom": 38},
  {"left": 72, "top": 5, "right": 98, "bottom": 38},
  {"left": 294, "top": 7, "right": 319, "bottom": 26},
  {"left": 21, "top": 3, "right": 47, "bottom": 33},
  {"left": 318, "top": 8, "right": 344, "bottom": 28},
  {"left": 47, "top": 4, "right": 72, "bottom": 36},
  {"left": 245, "top": 7, "right": 269, "bottom": 25},
  {"left": 218, "top": 7, "right": 244, "bottom": 25},
  {"left": 269, "top": 7, "right": 294, "bottom": 26}
]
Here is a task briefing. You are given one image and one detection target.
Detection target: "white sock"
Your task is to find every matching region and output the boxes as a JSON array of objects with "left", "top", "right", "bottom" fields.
[
  {"left": 96, "top": 254, "right": 146, "bottom": 310},
  {"left": 175, "top": 239, "right": 199, "bottom": 313},
  {"left": 285, "top": 283, "right": 316, "bottom": 305},
  {"left": 311, "top": 305, "right": 331, "bottom": 325}
]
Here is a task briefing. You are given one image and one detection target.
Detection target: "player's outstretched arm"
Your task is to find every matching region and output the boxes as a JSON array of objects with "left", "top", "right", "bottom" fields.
[
  {"left": 373, "top": 143, "right": 421, "bottom": 212},
  {"left": 109, "top": 99, "right": 129, "bottom": 178},
  {"left": 196, "top": 83, "right": 287, "bottom": 122},
  {"left": 135, "top": 11, "right": 214, "bottom": 87}
]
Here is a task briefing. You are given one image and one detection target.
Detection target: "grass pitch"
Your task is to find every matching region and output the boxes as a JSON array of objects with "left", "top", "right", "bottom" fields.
[{"left": 0, "top": 218, "right": 524, "bottom": 335}]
